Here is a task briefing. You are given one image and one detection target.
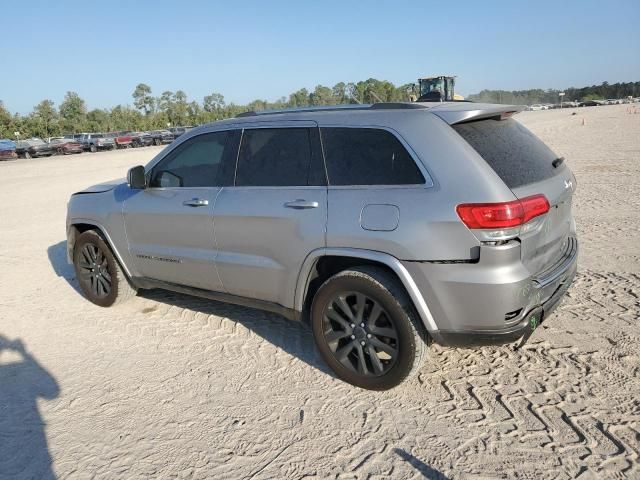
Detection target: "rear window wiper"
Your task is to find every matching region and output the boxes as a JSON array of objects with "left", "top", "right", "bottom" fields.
[{"left": 552, "top": 157, "right": 565, "bottom": 168}]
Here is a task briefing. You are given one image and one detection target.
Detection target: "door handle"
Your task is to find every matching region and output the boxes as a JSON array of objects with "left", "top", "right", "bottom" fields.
[
  {"left": 284, "top": 199, "right": 319, "bottom": 209},
  {"left": 183, "top": 198, "right": 209, "bottom": 207}
]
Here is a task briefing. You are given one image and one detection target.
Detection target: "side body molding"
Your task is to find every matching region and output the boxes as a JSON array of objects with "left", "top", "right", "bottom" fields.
[{"left": 294, "top": 247, "right": 439, "bottom": 332}]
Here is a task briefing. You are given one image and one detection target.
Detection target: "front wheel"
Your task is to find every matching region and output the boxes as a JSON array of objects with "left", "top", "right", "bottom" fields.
[
  {"left": 311, "top": 266, "right": 428, "bottom": 390},
  {"left": 24, "top": 151, "right": 32, "bottom": 159},
  {"left": 73, "top": 230, "right": 136, "bottom": 307},
  {"left": 89, "top": 144, "right": 97, "bottom": 153}
]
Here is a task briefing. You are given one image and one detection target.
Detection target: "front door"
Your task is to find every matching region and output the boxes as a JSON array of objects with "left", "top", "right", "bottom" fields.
[
  {"left": 214, "top": 125, "right": 327, "bottom": 308},
  {"left": 123, "top": 130, "right": 237, "bottom": 291}
]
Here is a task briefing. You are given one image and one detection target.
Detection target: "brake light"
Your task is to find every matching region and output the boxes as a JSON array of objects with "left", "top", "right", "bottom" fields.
[{"left": 456, "top": 194, "right": 550, "bottom": 229}]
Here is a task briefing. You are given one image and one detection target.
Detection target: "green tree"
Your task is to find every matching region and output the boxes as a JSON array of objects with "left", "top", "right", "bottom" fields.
[
  {"left": 288, "top": 88, "right": 310, "bottom": 107},
  {"left": 33, "top": 100, "right": 58, "bottom": 138},
  {"left": 86, "top": 109, "right": 110, "bottom": 132},
  {"left": 132, "top": 83, "right": 154, "bottom": 115},
  {"left": 310, "top": 85, "right": 333, "bottom": 105},
  {"left": 0, "top": 101, "right": 14, "bottom": 138},
  {"left": 110, "top": 105, "right": 142, "bottom": 131},
  {"left": 59, "top": 91, "right": 87, "bottom": 133},
  {"left": 203, "top": 92, "right": 225, "bottom": 113},
  {"left": 172, "top": 90, "right": 189, "bottom": 125}
]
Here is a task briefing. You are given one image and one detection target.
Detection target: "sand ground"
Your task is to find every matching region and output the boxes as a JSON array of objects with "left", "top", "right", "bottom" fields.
[{"left": 0, "top": 105, "right": 638, "bottom": 479}]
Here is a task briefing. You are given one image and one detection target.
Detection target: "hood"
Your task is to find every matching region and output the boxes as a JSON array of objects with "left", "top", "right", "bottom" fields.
[{"left": 73, "top": 178, "right": 125, "bottom": 195}]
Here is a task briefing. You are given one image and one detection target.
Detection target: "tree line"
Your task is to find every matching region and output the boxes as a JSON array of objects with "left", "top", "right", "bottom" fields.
[
  {"left": 1, "top": 79, "right": 637, "bottom": 139},
  {"left": 467, "top": 81, "right": 639, "bottom": 106}
]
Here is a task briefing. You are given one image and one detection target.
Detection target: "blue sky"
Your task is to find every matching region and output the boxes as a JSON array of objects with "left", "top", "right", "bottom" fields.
[{"left": 2, "top": 0, "right": 639, "bottom": 113}]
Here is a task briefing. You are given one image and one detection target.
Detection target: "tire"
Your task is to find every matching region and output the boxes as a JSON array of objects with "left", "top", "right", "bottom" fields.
[
  {"left": 311, "top": 266, "right": 428, "bottom": 390},
  {"left": 154, "top": 138, "right": 161, "bottom": 146},
  {"left": 90, "top": 144, "right": 97, "bottom": 153},
  {"left": 57, "top": 148, "right": 64, "bottom": 155},
  {"left": 73, "top": 230, "right": 136, "bottom": 307},
  {"left": 24, "top": 151, "right": 32, "bottom": 159}
]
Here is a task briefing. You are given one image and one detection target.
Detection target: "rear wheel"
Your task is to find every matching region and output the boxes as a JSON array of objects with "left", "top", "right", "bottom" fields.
[
  {"left": 24, "top": 151, "right": 32, "bottom": 159},
  {"left": 73, "top": 230, "right": 136, "bottom": 307},
  {"left": 89, "top": 144, "right": 97, "bottom": 153},
  {"left": 311, "top": 266, "right": 428, "bottom": 390},
  {"left": 154, "top": 138, "right": 161, "bottom": 146}
]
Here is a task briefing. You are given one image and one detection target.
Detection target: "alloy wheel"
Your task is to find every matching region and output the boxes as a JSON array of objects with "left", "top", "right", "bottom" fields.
[
  {"left": 77, "top": 243, "right": 112, "bottom": 298},
  {"left": 322, "top": 291, "right": 399, "bottom": 376}
]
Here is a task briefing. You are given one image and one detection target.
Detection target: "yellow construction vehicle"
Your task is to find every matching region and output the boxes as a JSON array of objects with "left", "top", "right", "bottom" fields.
[{"left": 409, "top": 75, "right": 465, "bottom": 102}]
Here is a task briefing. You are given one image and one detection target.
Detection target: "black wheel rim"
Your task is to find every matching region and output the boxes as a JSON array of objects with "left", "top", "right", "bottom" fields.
[
  {"left": 322, "top": 292, "right": 399, "bottom": 377},
  {"left": 77, "top": 243, "right": 112, "bottom": 298}
]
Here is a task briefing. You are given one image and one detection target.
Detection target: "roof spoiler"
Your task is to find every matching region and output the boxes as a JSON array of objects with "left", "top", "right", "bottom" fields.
[{"left": 429, "top": 103, "right": 526, "bottom": 125}]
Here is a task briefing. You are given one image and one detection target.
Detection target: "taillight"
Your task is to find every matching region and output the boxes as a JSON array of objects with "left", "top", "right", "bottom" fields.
[{"left": 456, "top": 194, "right": 550, "bottom": 229}]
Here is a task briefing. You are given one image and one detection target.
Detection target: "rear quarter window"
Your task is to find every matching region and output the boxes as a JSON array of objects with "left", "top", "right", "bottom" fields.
[
  {"left": 321, "top": 127, "right": 424, "bottom": 186},
  {"left": 452, "top": 118, "right": 562, "bottom": 189}
]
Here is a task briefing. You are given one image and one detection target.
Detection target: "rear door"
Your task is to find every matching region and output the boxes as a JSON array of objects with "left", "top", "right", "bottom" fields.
[
  {"left": 213, "top": 123, "right": 327, "bottom": 308},
  {"left": 452, "top": 117, "right": 576, "bottom": 274},
  {"left": 123, "top": 130, "right": 237, "bottom": 290}
]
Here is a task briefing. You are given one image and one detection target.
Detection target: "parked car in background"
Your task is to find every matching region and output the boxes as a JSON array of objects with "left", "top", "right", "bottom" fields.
[
  {"left": 578, "top": 100, "right": 601, "bottom": 107},
  {"left": 48, "top": 137, "right": 84, "bottom": 155},
  {"left": 105, "top": 132, "right": 133, "bottom": 149},
  {"left": 149, "top": 129, "right": 174, "bottom": 145},
  {"left": 15, "top": 138, "right": 56, "bottom": 158},
  {"left": 64, "top": 134, "right": 85, "bottom": 142},
  {"left": 0, "top": 139, "right": 17, "bottom": 160},
  {"left": 129, "top": 131, "right": 154, "bottom": 147},
  {"left": 168, "top": 126, "right": 194, "bottom": 140},
  {"left": 78, "top": 133, "right": 115, "bottom": 152},
  {"left": 529, "top": 104, "right": 545, "bottom": 111}
]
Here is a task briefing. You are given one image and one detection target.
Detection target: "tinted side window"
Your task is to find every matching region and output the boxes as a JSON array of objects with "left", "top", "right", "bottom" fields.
[
  {"left": 321, "top": 128, "right": 425, "bottom": 186},
  {"left": 235, "top": 128, "right": 312, "bottom": 187},
  {"left": 452, "top": 118, "right": 562, "bottom": 188},
  {"left": 150, "top": 131, "right": 232, "bottom": 188}
]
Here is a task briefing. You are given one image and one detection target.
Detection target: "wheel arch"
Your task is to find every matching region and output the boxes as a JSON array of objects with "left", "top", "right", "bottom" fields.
[
  {"left": 295, "top": 248, "right": 438, "bottom": 332},
  {"left": 67, "top": 220, "right": 133, "bottom": 278}
]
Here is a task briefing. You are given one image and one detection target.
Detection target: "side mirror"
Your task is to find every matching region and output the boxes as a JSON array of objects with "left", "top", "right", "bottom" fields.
[{"left": 127, "top": 165, "right": 146, "bottom": 189}]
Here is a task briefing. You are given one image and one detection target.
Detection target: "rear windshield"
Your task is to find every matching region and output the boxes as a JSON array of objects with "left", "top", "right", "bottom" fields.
[{"left": 452, "top": 118, "right": 561, "bottom": 188}]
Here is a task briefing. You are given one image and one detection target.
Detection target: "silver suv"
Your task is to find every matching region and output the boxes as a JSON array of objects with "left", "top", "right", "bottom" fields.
[{"left": 66, "top": 102, "right": 578, "bottom": 389}]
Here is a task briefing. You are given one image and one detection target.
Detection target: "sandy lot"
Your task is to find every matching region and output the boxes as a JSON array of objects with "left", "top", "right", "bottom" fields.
[{"left": 1, "top": 105, "right": 639, "bottom": 479}]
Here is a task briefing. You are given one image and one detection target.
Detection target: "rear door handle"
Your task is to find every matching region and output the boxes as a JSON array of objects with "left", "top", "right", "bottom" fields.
[
  {"left": 183, "top": 198, "right": 209, "bottom": 207},
  {"left": 284, "top": 199, "right": 319, "bottom": 209}
]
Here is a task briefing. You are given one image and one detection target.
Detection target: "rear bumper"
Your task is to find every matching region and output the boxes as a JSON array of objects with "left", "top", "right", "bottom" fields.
[{"left": 404, "top": 236, "right": 578, "bottom": 347}]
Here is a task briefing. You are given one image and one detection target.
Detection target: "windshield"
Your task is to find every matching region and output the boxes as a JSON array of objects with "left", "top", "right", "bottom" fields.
[{"left": 420, "top": 78, "right": 444, "bottom": 96}]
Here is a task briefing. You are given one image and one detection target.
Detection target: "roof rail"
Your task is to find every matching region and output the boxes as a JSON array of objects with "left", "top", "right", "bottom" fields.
[{"left": 235, "top": 102, "right": 429, "bottom": 118}]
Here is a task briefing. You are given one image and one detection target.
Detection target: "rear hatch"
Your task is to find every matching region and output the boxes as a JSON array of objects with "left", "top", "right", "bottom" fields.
[{"left": 450, "top": 113, "right": 574, "bottom": 276}]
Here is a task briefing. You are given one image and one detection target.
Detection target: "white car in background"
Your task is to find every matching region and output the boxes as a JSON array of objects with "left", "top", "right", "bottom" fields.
[{"left": 529, "top": 104, "right": 546, "bottom": 111}]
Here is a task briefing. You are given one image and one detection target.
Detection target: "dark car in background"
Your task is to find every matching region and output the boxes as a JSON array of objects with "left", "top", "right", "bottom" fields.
[
  {"left": 0, "top": 139, "right": 17, "bottom": 160},
  {"left": 149, "top": 129, "right": 174, "bottom": 145},
  {"left": 15, "top": 138, "right": 56, "bottom": 158},
  {"left": 129, "top": 131, "right": 154, "bottom": 147},
  {"left": 48, "top": 138, "right": 84, "bottom": 155},
  {"left": 168, "top": 126, "right": 194, "bottom": 140}
]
